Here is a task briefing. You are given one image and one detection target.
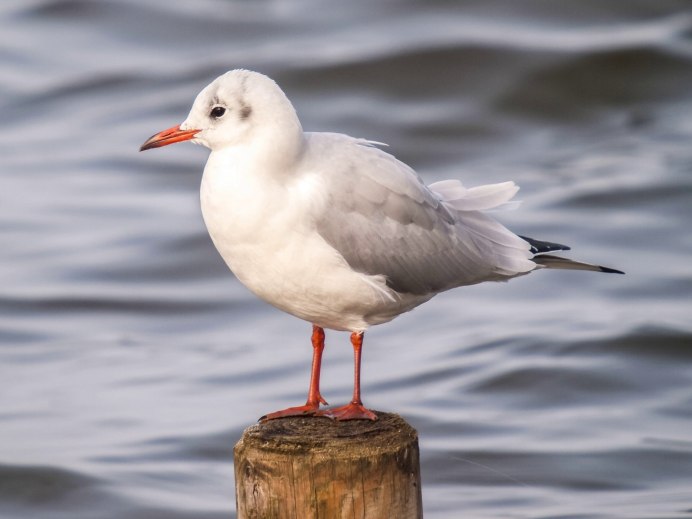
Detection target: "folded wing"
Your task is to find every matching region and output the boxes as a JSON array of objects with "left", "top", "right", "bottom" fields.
[{"left": 310, "top": 134, "right": 535, "bottom": 296}]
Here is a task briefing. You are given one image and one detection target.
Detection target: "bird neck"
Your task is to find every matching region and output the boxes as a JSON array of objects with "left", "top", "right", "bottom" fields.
[
  {"left": 207, "top": 122, "right": 305, "bottom": 183},
  {"left": 260, "top": 113, "right": 306, "bottom": 169}
]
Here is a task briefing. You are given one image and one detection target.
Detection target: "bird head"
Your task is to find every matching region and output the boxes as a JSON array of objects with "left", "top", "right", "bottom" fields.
[{"left": 140, "top": 69, "right": 299, "bottom": 153}]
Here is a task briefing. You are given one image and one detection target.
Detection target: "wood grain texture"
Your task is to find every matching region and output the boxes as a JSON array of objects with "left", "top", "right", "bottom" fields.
[{"left": 234, "top": 412, "right": 422, "bottom": 519}]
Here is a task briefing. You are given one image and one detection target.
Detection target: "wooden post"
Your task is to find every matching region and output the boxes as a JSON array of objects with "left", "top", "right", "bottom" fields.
[{"left": 234, "top": 411, "right": 422, "bottom": 518}]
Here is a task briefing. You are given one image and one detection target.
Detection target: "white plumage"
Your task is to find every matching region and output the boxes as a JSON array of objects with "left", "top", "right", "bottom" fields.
[{"left": 140, "top": 69, "right": 622, "bottom": 421}]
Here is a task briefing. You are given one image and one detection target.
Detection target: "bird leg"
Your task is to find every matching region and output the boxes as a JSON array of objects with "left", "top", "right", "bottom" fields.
[
  {"left": 316, "top": 331, "right": 377, "bottom": 421},
  {"left": 260, "top": 324, "right": 328, "bottom": 421}
]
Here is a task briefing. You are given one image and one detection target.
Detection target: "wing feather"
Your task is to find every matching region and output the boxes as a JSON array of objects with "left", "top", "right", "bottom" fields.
[
  {"left": 430, "top": 179, "right": 519, "bottom": 211},
  {"left": 307, "top": 133, "right": 534, "bottom": 295}
]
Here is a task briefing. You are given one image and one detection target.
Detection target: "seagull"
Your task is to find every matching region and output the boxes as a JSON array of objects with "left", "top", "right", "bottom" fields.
[{"left": 140, "top": 69, "right": 623, "bottom": 421}]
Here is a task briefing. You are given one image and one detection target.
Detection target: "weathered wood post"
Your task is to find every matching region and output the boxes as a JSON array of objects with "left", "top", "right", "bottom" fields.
[{"left": 234, "top": 411, "right": 422, "bottom": 518}]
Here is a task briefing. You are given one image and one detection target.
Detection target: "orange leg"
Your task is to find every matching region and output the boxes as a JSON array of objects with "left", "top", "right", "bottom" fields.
[
  {"left": 317, "top": 331, "right": 377, "bottom": 421},
  {"left": 260, "top": 325, "right": 328, "bottom": 421}
]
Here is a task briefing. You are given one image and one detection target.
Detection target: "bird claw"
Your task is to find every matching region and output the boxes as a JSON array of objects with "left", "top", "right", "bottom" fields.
[
  {"left": 315, "top": 402, "right": 378, "bottom": 421},
  {"left": 259, "top": 395, "right": 328, "bottom": 422},
  {"left": 260, "top": 404, "right": 318, "bottom": 422}
]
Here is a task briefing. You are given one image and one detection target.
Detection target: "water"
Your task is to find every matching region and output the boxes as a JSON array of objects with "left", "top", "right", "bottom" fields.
[{"left": 2, "top": 1, "right": 692, "bottom": 517}]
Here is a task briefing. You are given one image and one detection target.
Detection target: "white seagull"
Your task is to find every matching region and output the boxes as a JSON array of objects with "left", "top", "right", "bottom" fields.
[{"left": 140, "top": 69, "right": 622, "bottom": 421}]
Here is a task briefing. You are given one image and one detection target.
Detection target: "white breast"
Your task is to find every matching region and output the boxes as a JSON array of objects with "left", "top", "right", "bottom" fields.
[{"left": 199, "top": 150, "right": 410, "bottom": 331}]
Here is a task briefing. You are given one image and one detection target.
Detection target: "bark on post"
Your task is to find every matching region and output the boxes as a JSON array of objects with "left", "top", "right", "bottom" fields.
[{"left": 234, "top": 411, "right": 422, "bottom": 518}]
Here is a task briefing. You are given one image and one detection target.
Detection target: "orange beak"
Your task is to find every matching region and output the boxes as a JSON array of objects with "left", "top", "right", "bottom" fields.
[{"left": 139, "top": 124, "right": 200, "bottom": 151}]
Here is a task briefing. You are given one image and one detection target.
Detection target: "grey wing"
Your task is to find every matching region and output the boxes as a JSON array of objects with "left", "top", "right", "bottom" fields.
[{"left": 311, "top": 135, "right": 534, "bottom": 296}]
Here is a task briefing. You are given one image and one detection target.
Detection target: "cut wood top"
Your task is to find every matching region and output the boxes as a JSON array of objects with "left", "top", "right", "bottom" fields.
[{"left": 237, "top": 411, "right": 418, "bottom": 458}]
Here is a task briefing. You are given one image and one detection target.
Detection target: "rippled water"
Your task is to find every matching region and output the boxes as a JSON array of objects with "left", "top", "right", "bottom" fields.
[{"left": 2, "top": 1, "right": 692, "bottom": 518}]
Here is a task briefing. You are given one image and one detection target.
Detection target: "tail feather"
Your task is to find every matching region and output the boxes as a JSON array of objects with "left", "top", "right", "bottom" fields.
[
  {"left": 533, "top": 254, "right": 624, "bottom": 274},
  {"left": 521, "top": 235, "right": 624, "bottom": 274}
]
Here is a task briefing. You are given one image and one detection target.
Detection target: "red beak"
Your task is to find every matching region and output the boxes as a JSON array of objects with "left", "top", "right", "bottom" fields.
[{"left": 139, "top": 124, "right": 200, "bottom": 151}]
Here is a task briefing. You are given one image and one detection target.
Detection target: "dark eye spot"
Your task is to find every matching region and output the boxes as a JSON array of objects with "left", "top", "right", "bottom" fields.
[
  {"left": 240, "top": 105, "right": 252, "bottom": 120},
  {"left": 210, "top": 106, "right": 226, "bottom": 118}
]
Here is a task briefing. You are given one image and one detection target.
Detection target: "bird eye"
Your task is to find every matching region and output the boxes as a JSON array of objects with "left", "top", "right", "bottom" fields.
[{"left": 210, "top": 106, "right": 226, "bottom": 118}]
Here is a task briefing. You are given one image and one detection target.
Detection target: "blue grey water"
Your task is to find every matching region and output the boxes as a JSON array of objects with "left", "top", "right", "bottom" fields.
[{"left": 1, "top": 1, "right": 691, "bottom": 517}]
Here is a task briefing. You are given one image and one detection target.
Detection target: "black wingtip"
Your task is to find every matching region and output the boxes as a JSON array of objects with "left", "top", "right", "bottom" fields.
[
  {"left": 599, "top": 266, "right": 625, "bottom": 275},
  {"left": 519, "top": 235, "right": 571, "bottom": 254}
]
